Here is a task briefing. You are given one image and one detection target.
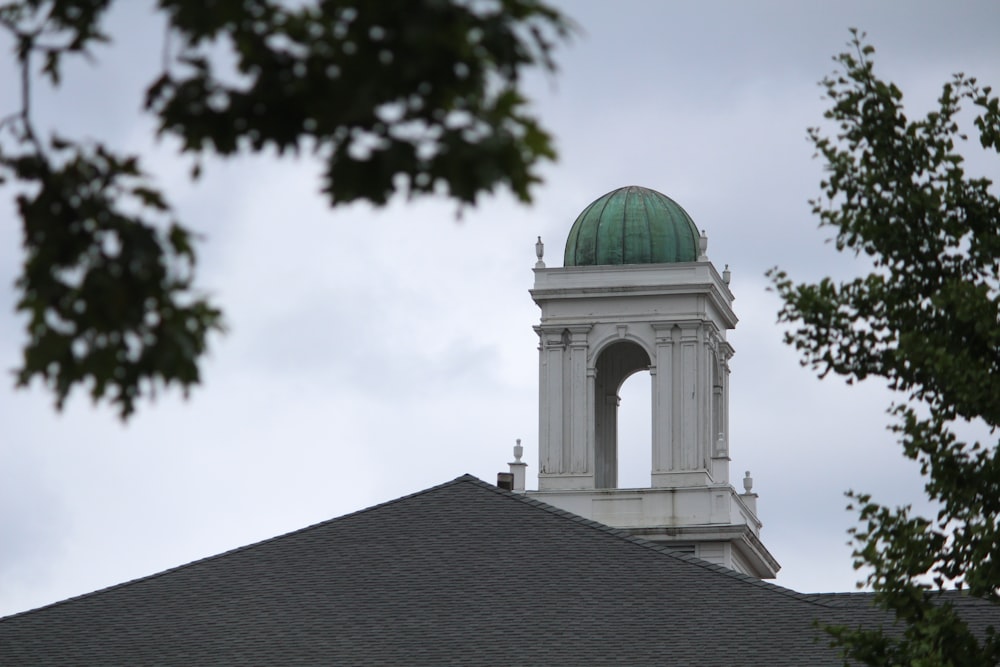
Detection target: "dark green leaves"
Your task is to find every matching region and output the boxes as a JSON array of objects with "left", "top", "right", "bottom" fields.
[
  {"left": 1, "top": 0, "right": 569, "bottom": 419},
  {"left": 2, "top": 137, "right": 223, "bottom": 419},
  {"left": 0, "top": 0, "right": 112, "bottom": 85},
  {"left": 147, "top": 0, "right": 569, "bottom": 206},
  {"left": 770, "top": 30, "right": 1000, "bottom": 665}
]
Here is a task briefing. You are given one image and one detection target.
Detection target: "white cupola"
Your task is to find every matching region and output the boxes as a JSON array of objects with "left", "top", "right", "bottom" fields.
[{"left": 526, "top": 186, "right": 779, "bottom": 579}]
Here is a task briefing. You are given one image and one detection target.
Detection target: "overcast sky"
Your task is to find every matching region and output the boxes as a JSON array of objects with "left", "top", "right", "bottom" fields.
[{"left": 2, "top": 1, "right": 999, "bottom": 618}]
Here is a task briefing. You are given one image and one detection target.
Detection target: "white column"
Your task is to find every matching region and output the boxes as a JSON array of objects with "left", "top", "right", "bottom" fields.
[
  {"left": 567, "top": 326, "right": 592, "bottom": 474},
  {"left": 537, "top": 327, "right": 566, "bottom": 476},
  {"left": 651, "top": 324, "right": 674, "bottom": 474},
  {"left": 721, "top": 341, "right": 733, "bottom": 454},
  {"left": 677, "top": 324, "right": 700, "bottom": 470},
  {"left": 697, "top": 325, "right": 712, "bottom": 470}
]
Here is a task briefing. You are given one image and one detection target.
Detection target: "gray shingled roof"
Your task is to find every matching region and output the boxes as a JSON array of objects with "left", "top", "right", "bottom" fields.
[{"left": 0, "top": 475, "right": 986, "bottom": 665}]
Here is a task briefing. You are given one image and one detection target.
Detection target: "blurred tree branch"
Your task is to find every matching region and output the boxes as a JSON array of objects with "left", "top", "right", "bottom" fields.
[{"left": 0, "top": 0, "right": 571, "bottom": 418}]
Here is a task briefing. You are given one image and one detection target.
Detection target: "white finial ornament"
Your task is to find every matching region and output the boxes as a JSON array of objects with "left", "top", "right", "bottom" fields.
[
  {"left": 508, "top": 438, "right": 527, "bottom": 492},
  {"left": 535, "top": 237, "right": 546, "bottom": 269},
  {"left": 698, "top": 230, "right": 709, "bottom": 261},
  {"left": 743, "top": 471, "right": 754, "bottom": 494},
  {"left": 723, "top": 264, "right": 731, "bottom": 285}
]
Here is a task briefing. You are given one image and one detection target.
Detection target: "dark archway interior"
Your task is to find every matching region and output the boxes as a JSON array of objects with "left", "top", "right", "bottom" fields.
[{"left": 594, "top": 341, "right": 651, "bottom": 488}]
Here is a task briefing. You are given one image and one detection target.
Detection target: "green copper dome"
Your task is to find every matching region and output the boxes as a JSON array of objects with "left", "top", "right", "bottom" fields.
[{"left": 563, "top": 186, "right": 700, "bottom": 266}]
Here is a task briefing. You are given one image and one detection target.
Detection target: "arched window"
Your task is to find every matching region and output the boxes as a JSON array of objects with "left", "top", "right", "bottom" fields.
[
  {"left": 594, "top": 341, "right": 650, "bottom": 488},
  {"left": 617, "top": 369, "right": 651, "bottom": 489}
]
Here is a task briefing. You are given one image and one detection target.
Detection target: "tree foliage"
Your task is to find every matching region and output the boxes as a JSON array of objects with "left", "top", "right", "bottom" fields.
[
  {"left": 0, "top": 0, "right": 570, "bottom": 418},
  {"left": 770, "top": 31, "right": 1000, "bottom": 665}
]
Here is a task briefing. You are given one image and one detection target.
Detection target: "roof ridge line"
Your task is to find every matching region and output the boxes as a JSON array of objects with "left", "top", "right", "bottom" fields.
[{"left": 0, "top": 474, "right": 481, "bottom": 623}]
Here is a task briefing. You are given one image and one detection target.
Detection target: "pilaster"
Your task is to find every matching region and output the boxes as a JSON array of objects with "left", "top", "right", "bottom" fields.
[
  {"left": 567, "top": 326, "right": 592, "bottom": 474},
  {"left": 536, "top": 326, "right": 566, "bottom": 477}
]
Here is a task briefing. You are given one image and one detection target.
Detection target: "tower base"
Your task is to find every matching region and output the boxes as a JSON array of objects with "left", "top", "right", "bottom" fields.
[{"left": 528, "top": 485, "right": 779, "bottom": 579}]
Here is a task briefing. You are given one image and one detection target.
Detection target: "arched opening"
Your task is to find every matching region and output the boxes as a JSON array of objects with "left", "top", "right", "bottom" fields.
[
  {"left": 594, "top": 341, "right": 651, "bottom": 488},
  {"left": 617, "top": 369, "right": 652, "bottom": 489}
]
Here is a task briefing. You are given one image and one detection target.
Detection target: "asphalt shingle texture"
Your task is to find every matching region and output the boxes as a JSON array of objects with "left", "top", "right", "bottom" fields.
[{"left": 0, "top": 475, "right": 993, "bottom": 666}]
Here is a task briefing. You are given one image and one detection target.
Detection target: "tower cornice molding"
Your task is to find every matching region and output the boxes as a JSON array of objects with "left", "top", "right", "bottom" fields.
[{"left": 531, "top": 264, "right": 737, "bottom": 330}]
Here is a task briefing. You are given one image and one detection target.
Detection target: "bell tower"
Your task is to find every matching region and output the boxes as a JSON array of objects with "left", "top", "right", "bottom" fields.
[{"left": 527, "top": 186, "right": 779, "bottom": 579}]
